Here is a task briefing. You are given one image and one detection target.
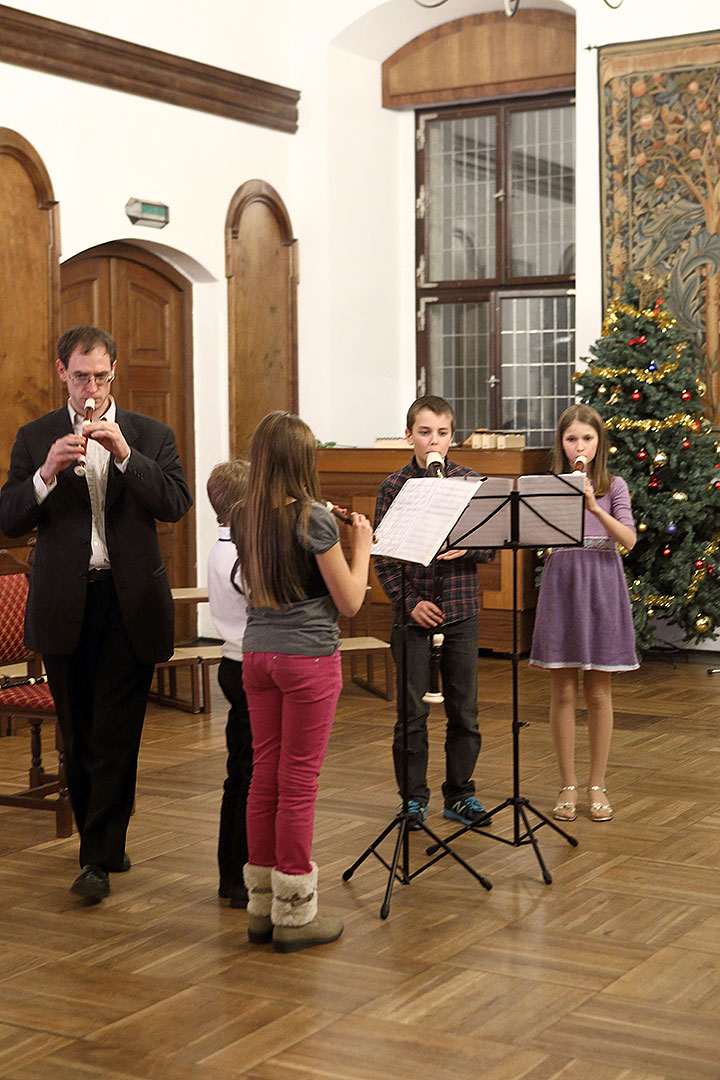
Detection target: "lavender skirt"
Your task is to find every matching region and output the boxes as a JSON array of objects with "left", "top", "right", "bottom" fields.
[{"left": 529, "top": 544, "right": 639, "bottom": 672}]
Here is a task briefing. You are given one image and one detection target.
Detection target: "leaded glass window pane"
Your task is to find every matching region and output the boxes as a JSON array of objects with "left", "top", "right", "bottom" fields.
[
  {"left": 426, "top": 115, "right": 497, "bottom": 282},
  {"left": 428, "top": 301, "right": 491, "bottom": 443},
  {"left": 500, "top": 294, "right": 575, "bottom": 447},
  {"left": 509, "top": 106, "right": 575, "bottom": 277}
]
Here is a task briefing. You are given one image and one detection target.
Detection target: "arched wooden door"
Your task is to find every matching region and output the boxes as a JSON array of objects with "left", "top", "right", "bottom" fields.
[
  {"left": 60, "top": 243, "right": 196, "bottom": 640},
  {"left": 225, "top": 180, "right": 298, "bottom": 456},
  {"left": 0, "top": 129, "right": 60, "bottom": 530}
]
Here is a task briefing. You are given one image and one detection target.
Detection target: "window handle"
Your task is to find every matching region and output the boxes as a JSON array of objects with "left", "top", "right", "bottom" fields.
[
  {"left": 487, "top": 374, "right": 499, "bottom": 388},
  {"left": 494, "top": 189, "right": 505, "bottom": 201}
]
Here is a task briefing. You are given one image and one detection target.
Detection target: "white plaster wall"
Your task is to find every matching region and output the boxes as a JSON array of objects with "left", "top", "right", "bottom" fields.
[
  {"left": 0, "top": 1, "right": 300, "bottom": 634},
  {"left": 3, "top": 0, "right": 719, "bottom": 645}
]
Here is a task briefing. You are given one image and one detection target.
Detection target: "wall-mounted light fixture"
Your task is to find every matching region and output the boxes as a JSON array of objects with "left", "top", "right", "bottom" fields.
[{"left": 125, "top": 198, "right": 170, "bottom": 228}]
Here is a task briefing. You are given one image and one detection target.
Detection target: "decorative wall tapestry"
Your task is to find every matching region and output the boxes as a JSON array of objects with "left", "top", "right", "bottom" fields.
[{"left": 599, "top": 32, "right": 720, "bottom": 427}]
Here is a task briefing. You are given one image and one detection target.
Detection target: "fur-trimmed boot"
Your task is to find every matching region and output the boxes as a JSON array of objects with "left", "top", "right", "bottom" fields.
[
  {"left": 271, "top": 863, "right": 343, "bottom": 954},
  {"left": 243, "top": 863, "right": 273, "bottom": 944}
]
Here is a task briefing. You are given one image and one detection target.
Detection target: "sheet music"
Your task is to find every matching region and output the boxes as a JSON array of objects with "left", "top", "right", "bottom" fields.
[
  {"left": 371, "top": 477, "right": 483, "bottom": 566},
  {"left": 447, "top": 477, "right": 513, "bottom": 548},
  {"left": 517, "top": 473, "right": 585, "bottom": 545}
]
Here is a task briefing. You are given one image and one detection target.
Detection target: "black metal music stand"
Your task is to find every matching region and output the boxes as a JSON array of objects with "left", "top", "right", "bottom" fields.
[
  {"left": 343, "top": 480, "right": 493, "bottom": 919},
  {"left": 426, "top": 475, "right": 584, "bottom": 884}
]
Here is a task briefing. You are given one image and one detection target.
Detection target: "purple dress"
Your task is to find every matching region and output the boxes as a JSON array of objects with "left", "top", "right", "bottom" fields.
[{"left": 529, "top": 475, "right": 639, "bottom": 672}]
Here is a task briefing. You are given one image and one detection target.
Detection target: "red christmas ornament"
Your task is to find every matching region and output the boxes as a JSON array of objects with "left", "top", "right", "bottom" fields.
[
  {"left": 714, "top": 480, "right": 720, "bottom": 490},
  {"left": 708, "top": 565, "right": 715, "bottom": 575},
  {"left": 637, "top": 449, "right": 648, "bottom": 460},
  {"left": 648, "top": 477, "right": 659, "bottom": 488},
  {"left": 694, "top": 420, "right": 702, "bottom": 432},
  {"left": 681, "top": 390, "right": 692, "bottom": 401},
  {"left": 695, "top": 560, "right": 705, "bottom": 569},
  {"left": 632, "top": 390, "right": 642, "bottom": 402},
  {"left": 654, "top": 299, "right": 664, "bottom": 310},
  {"left": 683, "top": 439, "right": 691, "bottom": 448},
  {"left": 629, "top": 335, "right": 647, "bottom": 346},
  {"left": 662, "top": 546, "right": 671, "bottom": 556}
]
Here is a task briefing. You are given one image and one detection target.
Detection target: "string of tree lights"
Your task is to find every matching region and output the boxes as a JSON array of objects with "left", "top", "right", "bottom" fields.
[{"left": 569, "top": 273, "right": 720, "bottom": 654}]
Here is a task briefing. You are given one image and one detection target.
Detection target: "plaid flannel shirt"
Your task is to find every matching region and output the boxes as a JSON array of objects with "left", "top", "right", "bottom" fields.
[{"left": 373, "top": 456, "right": 494, "bottom": 626}]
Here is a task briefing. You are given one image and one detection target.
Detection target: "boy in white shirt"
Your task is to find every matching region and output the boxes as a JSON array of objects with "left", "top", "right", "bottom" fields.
[{"left": 206, "top": 460, "right": 251, "bottom": 908}]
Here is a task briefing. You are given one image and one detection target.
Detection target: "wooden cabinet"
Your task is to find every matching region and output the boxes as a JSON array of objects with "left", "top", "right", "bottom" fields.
[{"left": 316, "top": 446, "right": 550, "bottom": 653}]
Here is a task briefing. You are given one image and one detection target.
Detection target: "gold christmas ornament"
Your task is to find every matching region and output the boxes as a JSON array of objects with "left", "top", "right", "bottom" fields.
[
  {"left": 638, "top": 522, "right": 648, "bottom": 532},
  {"left": 647, "top": 608, "right": 655, "bottom": 618},
  {"left": 695, "top": 615, "right": 712, "bottom": 633},
  {"left": 696, "top": 379, "right": 707, "bottom": 397},
  {"left": 609, "top": 444, "right": 618, "bottom": 455},
  {"left": 598, "top": 384, "right": 607, "bottom": 394},
  {"left": 654, "top": 450, "right": 668, "bottom": 466},
  {"left": 608, "top": 385, "right": 621, "bottom": 405},
  {"left": 672, "top": 491, "right": 688, "bottom": 501}
]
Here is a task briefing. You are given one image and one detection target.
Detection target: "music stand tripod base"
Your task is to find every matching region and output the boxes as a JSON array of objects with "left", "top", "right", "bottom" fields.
[
  {"left": 423, "top": 481, "right": 583, "bottom": 884},
  {"left": 343, "top": 561, "right": 492, "bottom": 919},
  {"left": 343, "top": 804, "right": 492, "bottom": 919}
]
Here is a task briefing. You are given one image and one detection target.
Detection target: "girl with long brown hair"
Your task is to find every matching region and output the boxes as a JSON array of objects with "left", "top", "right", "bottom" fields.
[{"left": 234, "top": 412, "right": 372, "bottom": 953}]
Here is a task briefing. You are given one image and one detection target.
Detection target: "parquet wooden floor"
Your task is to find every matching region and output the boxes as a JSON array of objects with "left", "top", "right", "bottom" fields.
[{"left": 1, "top": 655, "right": 720, "bottom": 1079}]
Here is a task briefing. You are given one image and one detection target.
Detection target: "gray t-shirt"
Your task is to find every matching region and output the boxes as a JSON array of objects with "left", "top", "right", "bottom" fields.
[{"left": 242, "top": 502, "right": 341, "bottom": 656}]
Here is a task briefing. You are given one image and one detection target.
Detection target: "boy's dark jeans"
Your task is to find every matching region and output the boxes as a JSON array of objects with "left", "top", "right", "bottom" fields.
[
  {"left": 217, "top": 657, "right": 253, "bottom": 889},
  {"left": 390, "top": 615, "right": 481, "bottom": 807}
]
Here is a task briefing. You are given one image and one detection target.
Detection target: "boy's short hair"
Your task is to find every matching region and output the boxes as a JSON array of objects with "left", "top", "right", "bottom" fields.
[
  {"left": 206, "top": 460, "right": 250, "bottom": 524},
  {"left": 406, "top": 395, "right": 455, "bottom": 434}
]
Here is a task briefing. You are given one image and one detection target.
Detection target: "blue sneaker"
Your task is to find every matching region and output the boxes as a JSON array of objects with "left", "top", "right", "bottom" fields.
[
  {"left": 443, "top": 796, "right": 491, "bottom": 827},
  {"left": 399, "top": 799, "right": 427, "bottom": 830}
]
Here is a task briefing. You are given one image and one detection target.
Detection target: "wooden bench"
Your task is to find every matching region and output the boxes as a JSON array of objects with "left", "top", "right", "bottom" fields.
[{"left": 150, "top": 644, "right": 223, "bottom": 714}]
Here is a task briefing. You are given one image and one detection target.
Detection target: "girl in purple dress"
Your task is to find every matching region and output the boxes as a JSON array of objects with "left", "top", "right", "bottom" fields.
[{"left": 530, "top": 405, "right": 638, "bottom": 823}]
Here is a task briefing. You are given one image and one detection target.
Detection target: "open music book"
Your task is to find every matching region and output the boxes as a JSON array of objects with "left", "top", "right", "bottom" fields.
[
  {"left": 371, "top": 473, "right": 585, "bottom": 565},
  {"left": 371, "top": 477, "right": 483, "bottom": 565}
]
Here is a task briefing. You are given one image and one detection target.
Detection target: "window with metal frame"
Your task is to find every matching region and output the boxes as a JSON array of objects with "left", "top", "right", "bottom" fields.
[{"left": 416, "top": 94, "right": 575, "bottom": 447}]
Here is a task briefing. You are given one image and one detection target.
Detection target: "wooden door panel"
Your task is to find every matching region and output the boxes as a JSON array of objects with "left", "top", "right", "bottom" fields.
[
  {"left": 226, "top": 180, "right": 298, "bottom": 456},
  {"left": 0, "top": 130, "right": 60, "bottom": 516}
]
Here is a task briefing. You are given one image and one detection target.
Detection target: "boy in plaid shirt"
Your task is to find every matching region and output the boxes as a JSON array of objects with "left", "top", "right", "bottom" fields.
[{"left": 374, "top": 396, "right": 493, "bottom": 829}]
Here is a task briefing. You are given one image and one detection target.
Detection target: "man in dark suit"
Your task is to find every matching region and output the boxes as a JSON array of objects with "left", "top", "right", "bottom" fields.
[{"left": 0, "top": 325, "right": 192, "bottom": 903}]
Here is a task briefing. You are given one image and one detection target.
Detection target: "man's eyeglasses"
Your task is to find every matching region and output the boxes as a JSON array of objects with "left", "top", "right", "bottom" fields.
[{"left": 67, "top": 372, "right": 116, "bottom": 387}]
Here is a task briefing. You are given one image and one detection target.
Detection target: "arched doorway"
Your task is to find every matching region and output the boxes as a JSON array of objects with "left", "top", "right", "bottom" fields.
[
  {"left": 225, "top": 180, "right": 298, "bottom": 456},
  {"left": 0, "top": 128, "right": 60, "bottom": 503},
  {"left": 60, "top": 242, "right": 196, "bottom": 640}
]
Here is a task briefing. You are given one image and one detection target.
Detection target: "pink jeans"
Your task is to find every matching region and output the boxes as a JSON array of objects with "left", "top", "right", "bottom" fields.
[{"left": 242, "top": 651, "right": 343, "bottom": 875}]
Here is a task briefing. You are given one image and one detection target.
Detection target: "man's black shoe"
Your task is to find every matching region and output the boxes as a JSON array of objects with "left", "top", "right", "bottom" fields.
[
  {"left": 71, "top": 865, "right": 110, "bottom": 903},
  {"left": 118, "top": 853, "right": 131, "bottom": 872}
]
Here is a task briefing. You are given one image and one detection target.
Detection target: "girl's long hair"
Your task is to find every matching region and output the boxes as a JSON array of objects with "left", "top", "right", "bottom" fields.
[
  {"left": 234, "top": 411, "right": 322, "bottom": 609},
  {"left": 551, "top": 403, "right": 612, "bottom": 497}
]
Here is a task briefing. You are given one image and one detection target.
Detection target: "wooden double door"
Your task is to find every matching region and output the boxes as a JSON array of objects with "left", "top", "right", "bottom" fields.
[{"left": 61, "top": 244, "right": 196, "bottom": 640}]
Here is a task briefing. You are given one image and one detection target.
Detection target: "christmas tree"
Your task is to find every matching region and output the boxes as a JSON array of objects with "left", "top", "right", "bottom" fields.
[{"left": 575, "top": 273, "right": 720, "bottom": 655}]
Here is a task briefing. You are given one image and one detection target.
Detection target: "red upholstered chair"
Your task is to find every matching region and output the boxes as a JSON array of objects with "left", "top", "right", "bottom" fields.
[{"left": 0, "top": 572, "right": 73, "bottom": 837}]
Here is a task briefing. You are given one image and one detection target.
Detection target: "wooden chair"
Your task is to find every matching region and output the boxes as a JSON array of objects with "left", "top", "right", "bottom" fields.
[
  {"left": 0, "top": 571, "right": 73, "bottom": 837},
  {"left": 340, "top": 588, "right": 394, "bottom": 700}
]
